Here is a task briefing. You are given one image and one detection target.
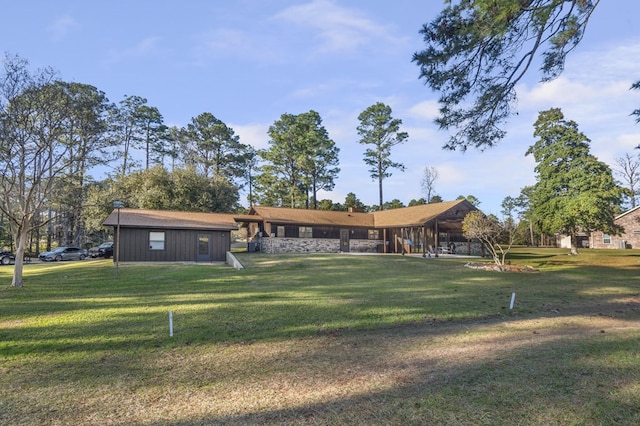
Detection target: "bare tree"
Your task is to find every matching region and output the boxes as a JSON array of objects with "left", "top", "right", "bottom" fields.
[
  {"left": 420, "top": 166, "right": 439, "bottom": 203},
  {"left": 0, "top": 54, "right": 77, "bottom": 287},
  {"left": 615, "top": 153, "right": 640, "bottom": 209},
  {"left": 462, "top": 211, "right": 517, "bottom": 268}
]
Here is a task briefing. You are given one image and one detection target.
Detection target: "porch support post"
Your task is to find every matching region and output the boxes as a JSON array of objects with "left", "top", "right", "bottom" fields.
[
  {"left": 422, "top": 225, "right": 427, "bottom": 257},
  {"left": 394, "top": 229, "right": 398, "bottom": 253},
  {"left": 434, "top": 219, "right": 439, "bottom": 258},
  {"left": 383, "top": 228, "right": 387, "bottom": 253}
]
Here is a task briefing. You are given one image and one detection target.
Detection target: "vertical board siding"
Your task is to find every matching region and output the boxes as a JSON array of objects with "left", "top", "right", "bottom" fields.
[{"left": 118, "top": 228, "right": 230, "bottom": 262}]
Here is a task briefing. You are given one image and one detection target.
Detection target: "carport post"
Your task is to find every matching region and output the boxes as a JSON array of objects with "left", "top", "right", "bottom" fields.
[
  {"left": 434, "top": 219, "right": 439, "bottom": 257},
  {"left": 113, "top": 200, "right": 125, "bottom": 277}
]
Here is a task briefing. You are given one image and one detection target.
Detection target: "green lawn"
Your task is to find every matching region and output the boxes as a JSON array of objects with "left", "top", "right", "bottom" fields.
[{"left": 1, "top": 249, "right": 639, "bottom": 425}]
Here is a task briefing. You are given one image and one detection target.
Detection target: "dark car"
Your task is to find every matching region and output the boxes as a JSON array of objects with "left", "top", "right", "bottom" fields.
[
  {"left": 38, "top": 247, "right": 86, "bottom": 262},
  {"left": 88, "top": 242, "right": 114, "bottom": 259},
  {"left": 0, "top": 250, "right": 15, "bottom": 265}
]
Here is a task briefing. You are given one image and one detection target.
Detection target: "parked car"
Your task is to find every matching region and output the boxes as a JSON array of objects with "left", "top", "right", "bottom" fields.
[
  {"left": 0, "top": 250, "right": 34, "bottom": 265},
  {"left": 38, "top": 247, "right": 86, "bottom": 262},
  {"left": 88, "top": 242, "right": 114, "bottom": 258},
  {"left": 0, "top": 250, "right": 15, "bottom": 265}
]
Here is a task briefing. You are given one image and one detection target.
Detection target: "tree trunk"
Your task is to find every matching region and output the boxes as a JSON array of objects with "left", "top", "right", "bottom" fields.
[
  {"left": 248, "top": 173, "right": 253, "bottom": 207},
  {"left": 378, "top": 176, "right": 383, "bottom": 210},
  {"left": 569, "top": 233, "right": 579, "bottom": 255},
  {"left": 11, "top": 225, "right": 29, "bottom": 288},
  {"left": 529, "top": 222, "right": 535, "bottom": 246},
  {"left": 312, "top": 177, "right": 318, "bottom": 210}
]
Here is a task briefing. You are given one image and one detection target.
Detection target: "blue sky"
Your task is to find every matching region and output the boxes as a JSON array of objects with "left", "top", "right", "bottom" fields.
[{"left": 3, "top": 1, "right": 640, "bottom": 215}]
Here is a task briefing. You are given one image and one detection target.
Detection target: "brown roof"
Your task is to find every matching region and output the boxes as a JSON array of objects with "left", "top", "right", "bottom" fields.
[
  {"left": 250, "top": 206, "right": 374, "bottom": 227},
  {"left": 103, "top": 208, "right": 238, "bottom": 230},
  {"left": 250, "top": 199, "right": 476, "bottom": 228},
  {"left": 371, "top": 199, "right": 473, "bottom": 227},
  {"left": 232, "top": 213, "right": 262, "bottom": 223},
  {"left": 103, "top": 200, "right": 477, "bottom": 232}
]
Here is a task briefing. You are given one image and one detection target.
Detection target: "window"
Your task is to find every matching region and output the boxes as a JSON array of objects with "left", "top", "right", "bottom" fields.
[
  {"left": 299, "top": 226, "right": 313, "bottom": 238},
  {"left": 603, "top": 234, "right": 611, "bottom": 244},
  {"left": 149, "top": 231, "right": 165, "bottom": 250},
  {"left": 368, "top": 229, "right": 379, "bottom": 239},
  {"left": 277, "top": 226, "right": 285, "bottom": 237}
]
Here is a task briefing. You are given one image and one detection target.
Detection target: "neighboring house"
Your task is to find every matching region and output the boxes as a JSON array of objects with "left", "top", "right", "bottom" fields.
[
  {"left": 590, "top": 206, "right": 640, "bottom": 249},
  {"left": 103, "top": 209, "right": 239, "bottom": 262},
  {"left": 103, "top": 199, "right": 482, "bottom": 263},
  {"left": 556, "top": 233, "right": 590, "bottom": 249},
  {"left": 245, "top": 199, "right": 482, "bottom": 256}
]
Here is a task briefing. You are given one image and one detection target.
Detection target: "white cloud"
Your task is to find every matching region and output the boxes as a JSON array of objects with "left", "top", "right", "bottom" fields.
[
  {"left": 510, "top": 36, "right": 640, "bottom": 171},
  {"left": 232, "top": 122, "right": 270, "bottom": 149},
  {"left": 105, "top": 37, "right": 164, "bottom": 64},
  {"left": 518, "top": 77, "right": 630, "bottom": 109},
  {"left": 201, "top": 28, "right": 250, "bottom": 52},
  {"left": 564, "top": 39, "right": 640, "bottom": 85},
  {"left": 407, "top": 100, "right": 440, "bottom": 121},
  {"left": 591, "top": 132, "right": 640, "bottom": 166},
  {"left": 47, "top": 14, "right": 79, "bottom": 42},
  {"left": 273, "top": 0, "right": 405, "bottom": 55},
  {"left": 290, "top": 81, "right": 340, "bottom": 99},
  {"left": 191, "top": 27, "right": 285, "bottom": 65},
  {"left": 197, "top": 28, "right": 257, "bottom": 57}
]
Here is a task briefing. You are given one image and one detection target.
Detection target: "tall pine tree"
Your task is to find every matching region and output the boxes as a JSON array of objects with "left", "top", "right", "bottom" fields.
[{"left": 526, "top": 108, "right": 623, "bottom": 254}]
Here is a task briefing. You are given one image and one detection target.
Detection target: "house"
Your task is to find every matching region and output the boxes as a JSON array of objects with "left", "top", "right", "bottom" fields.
[
  {"left": 590, "top": 206, "right": 640, "bottom": 249},
  {"left": 103, "top": 199, "right": 483, "bottom": 263},
  {"left": 103, "top": 209, "right": 239, "bottom": 262},
  {"left": 244, "top": 199, "right": 482, "bottom": 256}
]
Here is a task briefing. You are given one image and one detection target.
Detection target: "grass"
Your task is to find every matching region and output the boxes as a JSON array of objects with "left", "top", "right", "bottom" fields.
[{"left": 1, "top": 248, "right": 639, "bottom": 425}]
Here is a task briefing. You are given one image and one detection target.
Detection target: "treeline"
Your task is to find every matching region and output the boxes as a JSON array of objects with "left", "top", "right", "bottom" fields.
[
  {"left": 0, "top": 54, "right": 253, "bottom": 254},
  {"left": 0, "top": 54, "right": 413, "bottom": 256}
]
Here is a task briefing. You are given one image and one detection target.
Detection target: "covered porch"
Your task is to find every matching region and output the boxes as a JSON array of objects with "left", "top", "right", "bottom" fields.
[{"left": 373, "top": 200, "right": 482, "bottom": 257}]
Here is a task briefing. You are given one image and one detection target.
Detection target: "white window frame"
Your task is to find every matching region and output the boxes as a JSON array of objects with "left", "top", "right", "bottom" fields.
[
  {"left": 149, "top": 231, "right": 165, "bottom": 250},
  {"left": 603, "top": 234, "right": 611, "bottom": 244}
]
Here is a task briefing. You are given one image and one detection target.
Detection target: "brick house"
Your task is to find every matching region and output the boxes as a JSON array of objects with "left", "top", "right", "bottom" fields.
[{"left": 590, "top": 206, "right": 640, "bottom": 249}]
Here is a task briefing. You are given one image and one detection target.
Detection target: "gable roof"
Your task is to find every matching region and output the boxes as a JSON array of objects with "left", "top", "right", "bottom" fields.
[
  {"left": 249, "top": 206, "right": 374, "bottom": 227},
  {"left": 371, "top": 199, "right": 474, "bottom": 228},
  {"left": 103, "top": 200, "right": 478, "bottom": 232},
  {"left": 615, "top": 205, "right": 640, "bottom": 221},
  {"left": 103, "top": 208, "right": 238, "bottom": 231},
  {"left": 249, "top": 199, "right": 476, "bottom": 229}
]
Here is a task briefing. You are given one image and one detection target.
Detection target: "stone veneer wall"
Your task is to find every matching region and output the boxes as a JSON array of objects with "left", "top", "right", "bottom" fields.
[
  {"left": 260, "top": 238, "right": 381, "bottom": 254},
  {"left": 457, "top": 242, "right": 485, "bottom": 256},
  {"left": 423, "top": 242, "right": 485, "bottom": 256},
  {"left": 348, "top": 239, "right": 382, "bottom": 253},
  {"left": 259, "top": 238, "right": 487, "bottom": 255}
]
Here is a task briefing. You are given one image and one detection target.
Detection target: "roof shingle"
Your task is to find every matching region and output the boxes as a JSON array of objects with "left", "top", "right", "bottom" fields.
[
  {"left": 103, "top": 200, "right": 477, "bottom": 231},
  {"left": 250, "top": 199, "right": 474, "bottom": 228},
  {"left": 103, "top": 209, "right": 238, "bottom": 230}
]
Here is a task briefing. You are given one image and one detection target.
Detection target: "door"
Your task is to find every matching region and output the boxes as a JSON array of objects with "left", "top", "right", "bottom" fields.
[
  {"left": 197, "top": 234, "right": 211, "bottom": 262},
  {"left": 340, "top": 229, "right": 350, "bottom": 252}
]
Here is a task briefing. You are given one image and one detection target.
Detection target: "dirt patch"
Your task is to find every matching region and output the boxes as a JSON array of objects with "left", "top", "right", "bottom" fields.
[{"left": 464, "top": 262, "right": 539, "bottom": 272}]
